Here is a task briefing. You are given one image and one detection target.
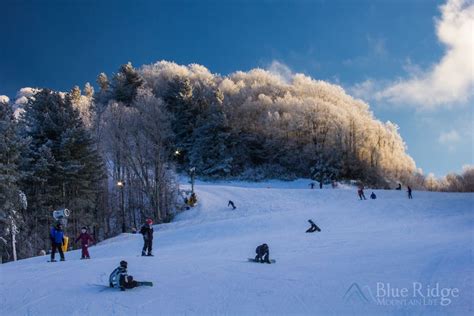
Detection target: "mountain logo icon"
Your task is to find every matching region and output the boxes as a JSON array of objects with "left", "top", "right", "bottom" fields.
[{"left": 343, "top": 282, "right": 370, "bottom": 304}]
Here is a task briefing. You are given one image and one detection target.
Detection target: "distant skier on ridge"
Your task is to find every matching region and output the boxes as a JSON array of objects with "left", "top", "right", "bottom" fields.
[
  {"left": 407, "top": 186, "right": 413, "bottom": 199},
  {"left": 358, "top": 185, "right": 367, "bottom": 200},
  {"left": 228, "top": 200, "right": 236, "bottom": 210}
]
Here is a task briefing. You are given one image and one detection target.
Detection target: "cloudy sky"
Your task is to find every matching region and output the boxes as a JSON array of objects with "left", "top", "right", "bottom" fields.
[{"left": 1, "top": 0, "right": 472, "bottom": 176}]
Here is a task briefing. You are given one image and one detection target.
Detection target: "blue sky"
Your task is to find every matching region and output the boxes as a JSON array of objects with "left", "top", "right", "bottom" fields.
[{"left": 1, "top": 0, "right": 472, "bottom": 176}]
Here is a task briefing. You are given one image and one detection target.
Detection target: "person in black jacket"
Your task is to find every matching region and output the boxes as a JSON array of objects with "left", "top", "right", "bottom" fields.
[
  {"left": 228, "top": 200, "right": 236, "bottom": 210},
  {"left": 140, "top": 219, "right": 154, "bottom": 256},
  {"left": 407, "top": 186, "right": 413, "bottom": 199},
  {"left": 370, "top": 192, "right": 377, "bottom": 199},
  {"left": 306, "top": 220, "right": 321, "bottom": 233},
  {"left": 255, "top": 243, "right": 271, "bottom": 264}
]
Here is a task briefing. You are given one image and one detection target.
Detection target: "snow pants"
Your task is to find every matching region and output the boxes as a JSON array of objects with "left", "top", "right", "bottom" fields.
[
  {"left": 81, "top": 244, "right": 90, "bottom": 258},
  {"left": 142, "top": 239, "right": 152, "bottom": 254},
  {"left": 51, "top": 242, "right": 65, "bottom": 261}
]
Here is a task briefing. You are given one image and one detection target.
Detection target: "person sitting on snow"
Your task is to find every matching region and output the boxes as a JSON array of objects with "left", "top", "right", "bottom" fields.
[
  {"left": 140, "top": 219, "right": 154, "bottom": 256},
  {"left": 306, "top": 219, "right": 321, "bottom": 233},
  {"left": 255, "top": 243, "right": 271, "bottom": 264},
  {"left": 370, "top": 192, "right": 377, "bottom": 199},
  {"left": 75, "top": 226, "right": 94, "bottom": 259},
  {"left": 228, "top": 200, "right": 236, "bottom": 210},
  {"left": 109, "top": 260, "right": 139, "bottom": 291}
]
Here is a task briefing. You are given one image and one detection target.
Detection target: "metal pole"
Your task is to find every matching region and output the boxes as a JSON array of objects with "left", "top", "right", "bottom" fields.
[{"left": 121, "top": 186, "right": 126, "bottom": 233}]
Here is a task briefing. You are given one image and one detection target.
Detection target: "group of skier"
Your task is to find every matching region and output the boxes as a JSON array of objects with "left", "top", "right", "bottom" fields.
[{"left": 357, "top": 184, "right": 413, "bottom": 200}]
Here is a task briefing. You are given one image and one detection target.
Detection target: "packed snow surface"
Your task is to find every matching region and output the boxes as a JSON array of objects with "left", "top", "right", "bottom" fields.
[{"left": 1, "top": 180, "right": 473, "bottom": 315}]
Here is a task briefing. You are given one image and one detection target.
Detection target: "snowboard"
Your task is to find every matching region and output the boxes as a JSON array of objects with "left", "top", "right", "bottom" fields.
[
  {"left": 90, "top": 282, "right": 153, "bottom": 292},
  {"left": 247, "top": 258, "right": 276, "bottom": 263}
]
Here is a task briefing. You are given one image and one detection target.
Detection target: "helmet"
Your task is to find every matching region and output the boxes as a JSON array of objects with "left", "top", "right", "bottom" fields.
[
  {"left": 120, "top": 260, "right": 127, "bottom": 268},
  {"left": 146, "top": 219, "right": 153, "bottom": 225}
]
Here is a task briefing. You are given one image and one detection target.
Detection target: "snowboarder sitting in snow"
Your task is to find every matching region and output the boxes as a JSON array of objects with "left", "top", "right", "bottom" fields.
[
  {"left": 306, "top": 219, "right": 321, "bottom": 233},
  {"left": 396, "top": 183, "right": 402, "bottom": 190},
  {"left": 75, "top": 226, "right": 94, "bottom": 259},
  {"left": 255, "top": 243, "right": 271, "bottom": 264},
  {"left": 357, "top": 186, "right": 367, "bottom": 200},
  {"left": 50, "top": 223, "right": 65, "bottom": 262},
  {"left": 109, "top": 260, "right": 144, "bottom": 291},
  {"left": 370, "top": 192, "right": 377, "bottom": 199},
  {"left": 228, "top": 200, "right": 236, "bottom": 210},
  {"left": 140, "top": 219, "right": 154, "bottom": 256}
]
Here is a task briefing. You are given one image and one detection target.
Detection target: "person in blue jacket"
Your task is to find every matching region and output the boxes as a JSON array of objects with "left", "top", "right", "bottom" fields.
[{"left": 50, "top": 223, "right": 65, "bottom": 262}]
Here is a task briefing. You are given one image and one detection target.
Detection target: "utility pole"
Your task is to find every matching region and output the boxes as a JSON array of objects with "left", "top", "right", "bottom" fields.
[
  {"left": 189, "top": 167, "right": 196, "bottom": 194},
  {"left": 117, "top": 181, "right": 126, "bottom": 233}
]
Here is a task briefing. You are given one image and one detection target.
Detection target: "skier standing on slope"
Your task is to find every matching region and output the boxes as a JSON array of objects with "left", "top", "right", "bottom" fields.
[
  {"left": 255, "top": 243, "right": 271, "bottom": 264},
  {"left": 358, "top": 185, "right": 367, "bottom": 200},
  {"left": 407, "top": 186, "right": 413, "bottom": 199},
  {"left": 50, "top": 223, "right": 65, "bottom": 262},
  {"left": 140, "top": 219, "right": 154, "bottom": 256},
  {"left": 306, "top": 219, "right": 321, "bottom": 233},
  {"left": 109, "top": 260, "right": 152, "bottom": 291},
  {"left": 228, "top": 200, "right": 236, "bottom": 210},
  {"left": 75, "top": 226, "right": 94, "bottom": 259},
  {"left": 309, "top": 182, "right": 315, "bottom": 189}
]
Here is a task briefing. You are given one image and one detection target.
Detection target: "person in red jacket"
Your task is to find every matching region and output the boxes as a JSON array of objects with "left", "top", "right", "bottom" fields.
[{"left": 75, "top": 226, "right": 94, "bottom": 259}]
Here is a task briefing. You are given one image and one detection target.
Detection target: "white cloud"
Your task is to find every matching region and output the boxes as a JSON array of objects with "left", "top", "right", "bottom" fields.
[
  {"left": 438, "top": 130, "right": 461, "bottom": 151},
  {"left": 267, "top": 60, "right": 294, "bottom": 83},
  {"left": 355, "top": 0, "right": 474, "bottom": 109}
]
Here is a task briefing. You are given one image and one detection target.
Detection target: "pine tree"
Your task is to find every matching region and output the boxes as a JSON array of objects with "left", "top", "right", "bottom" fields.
[
  {"left": 112, "top": 62, "right": 143, "bottom": 104},
  {"left": 20, "top": 89, "right": 105, "bottom": 255},
  {"left": 0, "top": 100, "right": 27, "bottom": 262}
]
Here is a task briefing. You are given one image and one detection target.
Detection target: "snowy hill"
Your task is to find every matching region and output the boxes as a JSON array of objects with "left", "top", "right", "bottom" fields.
[{"left": 1, "top": 181, "right": 473, "bottom": 315}]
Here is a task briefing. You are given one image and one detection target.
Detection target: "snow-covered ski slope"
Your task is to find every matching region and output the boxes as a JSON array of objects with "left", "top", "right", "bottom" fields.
[{"left": 1, "top": 180, "right": 473, "bottom": 316}]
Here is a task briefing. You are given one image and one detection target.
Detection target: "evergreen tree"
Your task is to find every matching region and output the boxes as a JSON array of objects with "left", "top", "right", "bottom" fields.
[
  {"left": 0, "top": 100, "right": 27, "bottom": 262},
  {"left": 20, "top": 89, "right": 105, "bottom": 256},
  {"left": 112, "top": 62, "right": 143, "bottom": 104}
]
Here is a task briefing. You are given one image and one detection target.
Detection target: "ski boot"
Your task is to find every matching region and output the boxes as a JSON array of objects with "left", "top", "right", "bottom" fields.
[
  {"left": 142, "top": 251, "right": 147, "bottom": 256},
  {"left": 147, "top": 253, "right": 154, "bottom": 257}
]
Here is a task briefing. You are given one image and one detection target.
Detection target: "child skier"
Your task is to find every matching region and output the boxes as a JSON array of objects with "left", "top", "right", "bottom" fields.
[
  {"left": 255, "top": 243, "right": 271, "bottom": 264},
  {"left": 75, "top": 226, "right": 94, "bottom": 259},
  {"left": 49, "top": 223, "right": 65, "bottom": 262},
  {"left": 140, "top": 219, "right": 154, "bottom": 256},
  {"left": 109, "top": 260, "right": 152, "bottom": 291},
  {"left": 306, "top": 219, "right": 321, "bottom": 233},
  {"left": 228, "top": 200, "right": 236, "bottom": 210}
]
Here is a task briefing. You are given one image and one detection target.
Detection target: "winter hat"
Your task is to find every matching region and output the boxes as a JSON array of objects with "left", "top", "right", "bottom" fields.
[
  {"left": 120, "top": 260, "right": 127, "bottom": 268},
  {"left": 146, "top": 218, "right": 153, "bottom": 225},
  {"left": 81, "top": 226, "right": 87, "bottom": 231}
]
